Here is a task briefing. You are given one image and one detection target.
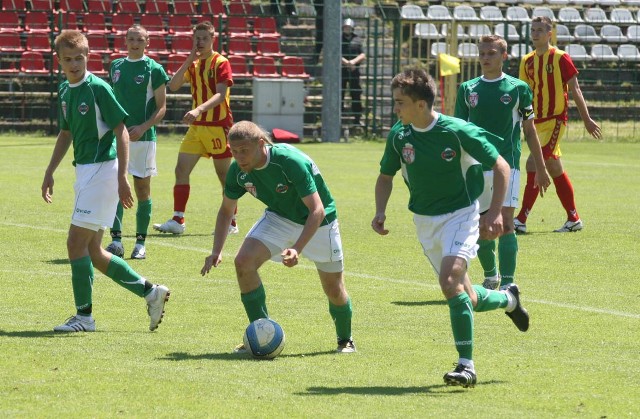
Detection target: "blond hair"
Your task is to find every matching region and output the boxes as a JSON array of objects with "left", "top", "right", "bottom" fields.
[
  {"left": 54, "top": 29, "right": 89, "bottom": 55},
  {"left": 228, "top": 121, "right": 273, "bottom": 145}
]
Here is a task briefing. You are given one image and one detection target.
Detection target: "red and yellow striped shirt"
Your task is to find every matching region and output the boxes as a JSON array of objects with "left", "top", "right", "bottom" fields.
[
  {"left": 519, "top": 47, "right": 578, "bottom": 123},
  {"left": 185, "top": 52, "right": 234, "bottom": 127}
]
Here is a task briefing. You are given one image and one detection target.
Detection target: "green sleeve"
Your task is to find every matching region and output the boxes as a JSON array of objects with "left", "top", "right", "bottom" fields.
[
  {"left": 454, "top": 83, "right": 469, "bottom": 121},
  {"left": 379, "top": 121, "right": 403, "bottom": 176},
  {"left": 223, "top": 162, "right": 247, "bottom": 200},
  {"left": 96, "top": 83, "right": 128, "bottom": 129},
  {"left": 151, "top": 61, "right": 170, "bottom": 90},
  {"left": 461, "top": 124, "right": 501, "bottom": 168}
]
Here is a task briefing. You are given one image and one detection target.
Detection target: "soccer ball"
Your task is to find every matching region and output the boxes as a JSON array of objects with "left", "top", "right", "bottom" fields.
[{"left": 243, "top": 318, "right": 286, "bottom": 359}]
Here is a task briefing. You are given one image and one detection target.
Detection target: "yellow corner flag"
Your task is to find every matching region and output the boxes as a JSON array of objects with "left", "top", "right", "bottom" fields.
[{"left": 439, "top": 53, "right": 460, "bottom": 77}]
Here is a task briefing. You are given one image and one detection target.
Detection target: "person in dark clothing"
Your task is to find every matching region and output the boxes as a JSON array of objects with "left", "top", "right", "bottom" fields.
[{"left": 341, "top": 18, "right": 366, "bottom": 126}]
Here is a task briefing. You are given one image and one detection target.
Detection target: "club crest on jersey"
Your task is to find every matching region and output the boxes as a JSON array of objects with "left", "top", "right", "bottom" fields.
[
  {"left": 112, "top": 69, "right": 121, "bottom": 83},
  {"left": 441, "top": 147, "right": 456, "bottom": 162},
  {"left": 244, "top": 182, "right": 257, "bottom": 197},
  {"left": 402, "top": 143, "right": 415, "bottom": 164},
  {"left": 275, "top": 183, "right": 288, "bottom": 193},
  {"left": 500, "top": 94, "right": 512, "bottom": 105},
  {"left": 61, "top": 101, "right": 67, "bottom": 118},
  {"left": 78, "top": 102, "right": 89, "bottom": 115},
  {"left": 546, "top": 63, "right": 554, "bottom": 73},
  {"left": 469, "top": 92, "right": 479, "bottom": 108},
  {"left": 135, "top": 74, "right": 145, "bottom": 84}
]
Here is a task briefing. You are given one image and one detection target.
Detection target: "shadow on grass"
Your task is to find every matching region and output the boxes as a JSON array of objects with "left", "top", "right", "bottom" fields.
[
  {"left": 0, "top": 329, "right": 79, "bottom": 338},
  {"left": 392, "top": 300, "right": 446, "bottom": 306},
  {"left": 149, "top": 233, "right": 213, "bottom": 238},
  {"left": 296, "top": 380, "right": 506, "bottom": 396},
  {"left": 160, "top": 349, "right": 337, "bottom": 361},
  {"left": 45, "top": 259, "right": 70, "bottom": 265}
]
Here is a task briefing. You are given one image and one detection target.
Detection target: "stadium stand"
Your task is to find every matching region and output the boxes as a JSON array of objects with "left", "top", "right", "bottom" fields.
[
  {"left": 468, "top": 24, "right": 491, "bottom": 40},
  {"left": 414, "top": 22, "right": 440, "bottom": 40},
  {"left": 59, "top": 0, "right": 85, "bottom": 12},
  {"left": 617, "top": 43, "right": 640, "bottom": 60},
  {"left": 30, "top": 0, "right": 52, "bottom": 10},
  {"left": 144, "top": 0, "right": 170, "bottom": 15},
  {"left": 173, "top": 0, "right": 196, "bottom": 15},
  {"left": 591, "top": 44, "right": 618, "bottom": 60},
  {"left": 20, "top": 50, "right": 48, "bottom": 74},
  {"left": 87, "top": 51, "right": 107, "bottom": 75},
  {"left": 494, "top": 23, "right": 520, "bottom": 42},
  {"left": 227, "top": 54, "right": 252, "bottom": 79},
  {"left": 479, "top": 6, "right": 504, "bottom": 22},
  {"left": 116, "top": 0, "right": 140, "bottom": 14},
  {"left": 0, "top": 11, "right": 20, "bottom": 31},
  {"left": 510, "top": 43, "right": 532, "bottom": 59},
  {"left": 86, "top": 33, "right": 111, "bottom": 54},
  {"left": 610, "top": 8, "right": 635, "bottom": 23},
  {"left": 532, "top": 7, "right": 556, "bottom": 22},
  {"left": 458, "top": 42, "right": 479, "bottom": 58},
  {"left": 426, "top": 5, "right": 452, "bottom": 21},
  {"left": 227, "top": 35, "right": 256, "bottom": 57},
  {"left": 86, "top": 0, "right": 111, "bottom": 13},
  {"left": 585, "top": 7, "right": 610, "bottom": 23},
  {"left": 0, "top": 30, "right": 23, "bottom": 52},
  {"left": 281, "top": 55, "right": 309, "bottom": 79},
  {"left": 256, "top": 37, "right": 284, "bottom": 58},
  {"left": 170, "top": 34, "right": 191, "bottom": 54},
  {"left": 564, "top": 43, "right": 589, "bottom": 60},
  {"left": 254, "top": 17, "right": 281, "bottom": 39},
  {"left": 441, "top": 23, "right": 467, "bottom": 40},
  {"left": 601, "top": 24, "right": 627, "bottom": 42},
  {"left": 400, "top": 4, "right": 427, "bottom": 20},
  {"left": 25, "top": 31, "right": 51, "bottom": 52},
  {"left": 252, "top": 55, "right": 279, "bottom": 78},
  {"left": 82, "top": 13, "right": 109, "bottom": 34},
  {"left": 24, "top": 11, "right": 51, "bottom": 33},
  {"left": 556, "top": 24, "right": 575, "bottom": 43},
  {"left": 505, "top": 6, "right": 531, "bottom": 22},
  {"left": 111, "top": 13, "right": 134, "bottom": 36},
  {"left": 558, "top": 7, "right": 584, "bottom": 23},
  {"left": 165, "top": 53, "right": 186, "bottom": 75},
  {"left": 140, "top": 14, "right": 166, "bottom": 36},
  {"left": 167, "top": 15, "right": 192, "bottom": 35},
  {"left": 452, "top": 5, "right": 478, "bottom": 21},
  {"left": 430, "top": 41, "right": 449, "bottom": 57},
  {"left": 627, "top": 25, "right": 640, "bottom": 42},
  {"left": 574, "top": 24, "right": 602, "bottom": 43}
]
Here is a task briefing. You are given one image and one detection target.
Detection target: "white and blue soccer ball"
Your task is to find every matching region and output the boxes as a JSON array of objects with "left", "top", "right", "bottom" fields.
[{"left": 243, "top": 318, "right": 286, "bottom": 359}]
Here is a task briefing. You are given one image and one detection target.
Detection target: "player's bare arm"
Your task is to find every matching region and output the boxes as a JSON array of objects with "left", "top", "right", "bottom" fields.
[
  {"left": 372, "top": 174, "right": 393, "bottom": 235},
  {"left": 522, "top": 119, "right": 550, "bottom": 197},
  {"left": 128, "top": 84, "right": 167, "bottom": 141},
  {"left": 282, "top": 192, "right": 325, "bottom": 268},
  {"left": 568, "top": 76, "right": 602, "bottom": 140},
  {"left": 183, "top": 82, "right": 229, "bottom": 125},
  {"left": 481, "top": 156, "right": 509, "bottom": 240},
  {"left": 114, "top": 122, "right": 134, "bottom": 209},
  {"left": 41, "top": 130, "right": 72, "bottom": 203},
  {"left": 202, "top": 195, "right": 238, "bottom": 275}
]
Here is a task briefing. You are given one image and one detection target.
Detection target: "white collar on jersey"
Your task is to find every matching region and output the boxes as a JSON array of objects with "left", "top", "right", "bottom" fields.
[
  {"left": 411, "top": 112, "right": 440, "bottom": 132},
  {"left": 480, "top": 72, "right": 506, "bottom": 83},
  {"left": 68, "top": 71, "right": 91, "bottom": 88}
]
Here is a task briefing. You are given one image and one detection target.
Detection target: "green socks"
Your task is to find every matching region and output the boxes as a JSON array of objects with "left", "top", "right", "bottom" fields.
[
  {"left": 241, "top": 284, "right": 269, "bottom": 322},
  {"left": 110, "top": 202, "right": 124, "bottom": 242},
  {"left": 105, "top": 255, "right": 147, "bottom": 297},
  {"left": 477, "top": 239, "right": 497, "bottom": 278},
  {"left": 329, "top": 298, "right": 353, "bottom": 341},
  {"left": 136, "top": 199, "right": 152, "bottom": 245},
  {"left": 70, "top": 256, "right": 94, "bottom": 314},
  {"left": 472, "top": 285, "right": 508, "bottom": 312},
  {"left": 498, "top": 232, "right": 518, "bottom": 286},
  {"left": 447, "top": 293, "right": 474, "bottom": 360}
]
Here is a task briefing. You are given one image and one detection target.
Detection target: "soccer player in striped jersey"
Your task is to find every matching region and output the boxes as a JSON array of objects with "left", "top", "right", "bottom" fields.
[
  {"left": 201, "top": 121, "right": 356, "bottom": 354},
  {"left": 516, "top": 17, "right": 602, "bottom": 233},
  {"left": 42, "top": 30, "right": 170, "bottom": 333},
  {"left": 373, "top": 68, "right": 529, "bottom": 388},
  {"left": 105, "top": 25, "right": 170, "bottom": 260},
  {"left": 153, "top": 21, "right": 237, "bottom": 235},
  {"left": 455, "top": 35, "right": 550, "bottom": 290}
]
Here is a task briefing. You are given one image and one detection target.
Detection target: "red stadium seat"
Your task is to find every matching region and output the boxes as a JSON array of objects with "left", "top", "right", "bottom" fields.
[
  {"left": 140, "top": 14, "right": 166, "bottom": 36},
  {"left": 111, "top": 13, "right": 134, "bottom": 36},
  {"left": 256, "top": 37, "right": 284, "bottom": 58},
  {"left": 0, "top": 11, "right": 21, "bottom": 32},
  {"left": 25, "top": 31, "right": 52, "bottom": 53},
  {"left": 85, "top": 0, "right": 111, "bottom": 13},
  {"left": 59, "top": 11, "right": 81, "bottom": 30},
  {"left": 200, "top": 0, "right": 225, "bottom": 17},
  {"left": 173, "top": 0, "right": 195, "bottom": 15},
  {"left": 170, "top": 34, "right": 192, "bottom": 54},
  {"left": 227, "top": 54, "right": 251, "bottom": 79},
  {"left": 147, "top": 35, "right": 171, "bottom": 56},
  {"left": 166, "top": 53, "right": 187, "bottom": 75},
  {"left": 168, "top": 15, "right": 192, "bottom": 35},
  {"left": 82, "top": 13, "right": 108, "bottom": 34},
  {"left": 116, "top": 0, "right": 140, "bottom": 13},
  {"left": 2, "top": 0, "right": 27, "bottom": 11},
  {"left": 253, "top": 17, "right": 280, "bottom": 39},
  {"left": 24, "top": 11, "right": 51, "bottom": 33},
  {"left": 281, "top": 56, "right": 309, "bottom": 79},
  {"left": 86, "top": 33, "right": 111, "bottom": 54},
  {"left": 20, "top": 50, "right": 48, "bottom": 73},
  {"left": 227, "top": 16, "right": 252, "bottom": 37},
  {"left": 227, "top": 0, "right": 249, "bottom": 15},
  {"left": 144, "top": 0, "right": 170, "bottom": 15},
  {"left": 87, "top": 51, "right": 107, "bottom": 76},
  {"left": 0, "top": 30, "right": 24, "bottom": 52},
  {"left": 59, "top": 0, "right": 85, "bottom": 12},
  {"left": 252, "top": 55, "right": 279, "bottom": 78},
  {"left": 227, "top": 35, "right": 255, "bottom": 57},
  {"left": 30, "top": 0, "right": 52, "bottom": 10}
]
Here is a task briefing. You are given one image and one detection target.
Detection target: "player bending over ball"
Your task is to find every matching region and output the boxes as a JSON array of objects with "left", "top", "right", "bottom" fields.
[
  {"left": 201, "top": 120, "right": 356, "bottom": 353},
  {"left": 372, "top": 68, "right": 529, "bottom": 387}
]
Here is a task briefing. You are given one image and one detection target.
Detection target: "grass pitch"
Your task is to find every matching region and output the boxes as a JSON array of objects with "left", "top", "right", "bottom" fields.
[{"left": 0, "top": 134, "right": 638, "bottom": 417}]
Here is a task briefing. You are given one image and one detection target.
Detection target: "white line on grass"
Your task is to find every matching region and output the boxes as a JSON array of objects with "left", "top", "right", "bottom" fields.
[{"left": 5, "top": 222, "right": 639, "bottom": 319}]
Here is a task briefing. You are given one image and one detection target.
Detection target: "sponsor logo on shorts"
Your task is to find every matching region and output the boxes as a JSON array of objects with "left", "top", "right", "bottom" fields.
[
  {"left": 275, "top": 183, "right": 288, "bottom": 193},
  {"left": 500, "top": 93, "right": 512, "bottom": 105},
  {"left": 75, "top": 208, "right": 92, "bottom": 214},
  {"left": 441, "top": 147, "right": 456, "bottom": 162},
  {"left": 402, "top": 143, "right": 415, "bottom": 164},
  {"left": 135, "top": 74, "right": 145, "bottom": 84},
  {"left": 112, "top": 69, "right": 121, "bottom": 83},
  {"left": 469, "top": 92, "right": 479, "bottom": 108},
  {"left": 78, "top": 102, "right": 89, "bottom": 115}
]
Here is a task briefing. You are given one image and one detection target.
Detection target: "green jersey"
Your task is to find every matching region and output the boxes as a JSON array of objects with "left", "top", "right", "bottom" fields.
[
  {"left": 225, "top": 144, "right": 337, "bottom": 226},
  {"left": 380, "top": 115, "right": 501, "bottom": 216},
  {"left": 58, "top": 72, "right": 128, "bottom": 166},
  {"left": 454, "top": 73, "right": 534, "bottom": 170},
  {"left": 109, "top": 56, "right": 169, "bottom": 142}
]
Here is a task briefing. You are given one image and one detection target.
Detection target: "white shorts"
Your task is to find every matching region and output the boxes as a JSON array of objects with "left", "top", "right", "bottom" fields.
[
  {"left": 128, "top": 141, "right": 157, "bottom": 178},
  {"left": 414, "top": 201, "right": 479, "bottom": 275},
  {"left": 71, "top": 160, "right": 119, "bottom": 231},
  {"left": 247, "top": 210, "right": 344, "bottom": 272},
  {"left": 477, "top": 169, "right": 520, "bottom": 213}
]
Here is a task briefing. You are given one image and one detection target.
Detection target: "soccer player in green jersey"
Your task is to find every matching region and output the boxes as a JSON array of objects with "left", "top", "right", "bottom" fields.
[
  {"left": 201, "top": 120, "right": 355, "bottom": 353},
  {"left": 104, "top": 25, "right": 170, "bottom": 260},
  {"left": 455, "top": 35, "right": 551, "bottom": 290},
  {"left": 372, "top": 68, "right": 529, "bottom": 387},
  {"left": 41, "top": 30, "right": 170, "bottom": 333}
]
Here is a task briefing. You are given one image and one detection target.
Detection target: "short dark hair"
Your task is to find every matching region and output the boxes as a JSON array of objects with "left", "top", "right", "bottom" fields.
[
  {"left": 532, "top": 16, "right": 553, "bottom": 32},
  {"left": 390, "top": 67, "right": 437, "bottom": 109}
]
